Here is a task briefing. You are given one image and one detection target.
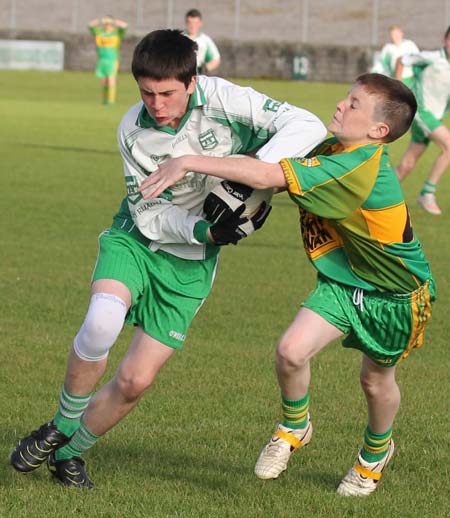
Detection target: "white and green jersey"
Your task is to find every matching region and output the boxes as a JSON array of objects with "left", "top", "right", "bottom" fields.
[
  {"left": 372, "top": 39, "right": 419, "bottom": 81},
  {"left": 114, "top": 75, "right": 326, "bottom": 261},
  {"left": 185, "top": 32, "right": 220, "bottom": 70},
  {"left": 402, "top": 48, "right": 450, "bottom": 119}
]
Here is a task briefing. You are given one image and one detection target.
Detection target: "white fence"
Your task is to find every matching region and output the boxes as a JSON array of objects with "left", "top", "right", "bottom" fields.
[{"left": 2, "top": 0, "right": 450, "bottom": 48}]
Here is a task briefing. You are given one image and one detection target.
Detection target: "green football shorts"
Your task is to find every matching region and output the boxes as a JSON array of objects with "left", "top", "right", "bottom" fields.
[
  {"left": 411, "top": 109, "right": 442, "bottom": 145},
  {"left": 95, "top": 58, "right": 119, "bottom": 78},
  {"left": 92, "top": 228, "right": 218, "bottom": 349},
  {"left": 303, "top": 275, "right": 435, "bottom": 367}
]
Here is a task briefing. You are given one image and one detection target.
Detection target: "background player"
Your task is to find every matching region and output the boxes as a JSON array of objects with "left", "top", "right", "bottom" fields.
[
  {"left": 184, "top": 8, "right": 221, "bottom": 74},
  {"left": 9, "top": 29, "right": 326, "bottom": 488},
  {"left": 371, "top": 24, "right": 419, "bottom": 87},
  {"left": 141, "top": 73, "right": 435, "bottom": 497},
  {"left": 88, "top": 15, "right": 128, "bottom": 105},
  {"left": 395, "top": 26, "right": 450, "bottom": 215}
]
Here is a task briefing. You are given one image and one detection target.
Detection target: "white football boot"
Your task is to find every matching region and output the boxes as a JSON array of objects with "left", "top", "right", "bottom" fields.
[
  {"left": 417, "top": 193, "right": 442, "bottom": 215},
  {"left": 337, "top": 439, "right": 394, "bottom": 497},
  {"left": 254, "top": 421, "right": 313, "bottom": 480}
]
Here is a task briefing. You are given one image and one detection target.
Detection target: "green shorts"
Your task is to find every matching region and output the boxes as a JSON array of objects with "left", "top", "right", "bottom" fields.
[
  {"left": 95, "top": 58, "right": 119, "bottom": 78},
  {"left": 92, "top": 228, "right": 218, "bottom": 349},
  {"left": 411, "top": 109, "right": 442, "bottom": 145},
  {"left": 303, "top": 275, "right": 435, "bottom": 367}
]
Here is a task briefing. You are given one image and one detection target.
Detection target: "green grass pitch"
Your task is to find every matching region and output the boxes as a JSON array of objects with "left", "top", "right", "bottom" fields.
[{"left": 0, "top": 70, "right": 449, "bottom": 517}]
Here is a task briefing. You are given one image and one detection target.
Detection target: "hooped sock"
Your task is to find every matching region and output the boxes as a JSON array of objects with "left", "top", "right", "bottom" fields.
[
  {"left": 55, "top": 419, "right": 100, "bottom": 461},
  {"left": 53, "top": 386, "right": 92, "bottom": 438},
  {"left": 420, "top": 180, "right": 437, "bottom": 195},
  {"left": 281, "top": 393, "right": 310, "bottom": 429},
  {"left": 361, "top": 426, "right": 392, "bottom": 463}
]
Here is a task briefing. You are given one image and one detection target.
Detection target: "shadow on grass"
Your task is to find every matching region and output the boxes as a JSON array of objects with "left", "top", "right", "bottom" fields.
[
  {"left": 94, "top": 441, "right": 249, "bottom": 491},
  {"left": 296, "top": 468, "right": 342, "bottom": 492},
  {"left": 17, "top": 142, "right": 117, "bottom": 156}
]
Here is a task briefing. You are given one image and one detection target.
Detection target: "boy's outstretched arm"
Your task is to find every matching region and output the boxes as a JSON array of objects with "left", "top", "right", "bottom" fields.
[{"left": 138, "top": 155, "right": 287, "bottom": 199}]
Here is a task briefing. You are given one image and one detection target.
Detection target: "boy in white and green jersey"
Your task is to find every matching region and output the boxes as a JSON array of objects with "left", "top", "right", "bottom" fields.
[
  {"left": 142, "top": 73, "right": 435, "bottom": 497},
  {"left": 184, "top": 8, "right": 221, "bottom": 74},
  {"left": 9, "top": 29, "right": 325, "bottom": 488},
  {"left": 396, "top": 26, "right": 450, "bottom": 215},
  {"left": 372, "top": 25, "right": 419, "bottom": 87}
]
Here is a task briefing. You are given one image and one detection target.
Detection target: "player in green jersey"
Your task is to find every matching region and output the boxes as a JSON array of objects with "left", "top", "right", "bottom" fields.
[
  {"left": 396, "top": 26, "right": 450, "bottom": 215},
  {"left": 9, "top": 29, "right": 325, "bottom": 489},
  {"left": 88, "top": 15, "right": 128, "bottom": 105},
  {"left": 141, "top": 73, "right": 435, "bottom": 497}
]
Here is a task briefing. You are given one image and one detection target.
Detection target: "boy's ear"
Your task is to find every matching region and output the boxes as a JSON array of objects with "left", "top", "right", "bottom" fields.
[{"left": 369, "top": 122, "right": 390, "bottom": 140}]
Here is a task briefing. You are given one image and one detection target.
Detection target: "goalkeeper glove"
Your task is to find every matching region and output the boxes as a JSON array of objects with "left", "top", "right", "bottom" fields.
[
  {"left": 210, "top": 201, "right": 272, "bottom": 246},
  {"left": 204, "top": 180, "right": 253, "bottom": 223},
  {"left": 237, "top": 201, "right": 272, "bottom": 238}
]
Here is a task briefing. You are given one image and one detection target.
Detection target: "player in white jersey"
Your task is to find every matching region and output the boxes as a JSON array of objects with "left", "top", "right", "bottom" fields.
[
  {"left": 184, "top": 8, "right": 221, "bottom": 74},
  {"left": 396, "top": 26, "right": 450, "bottom": 215},
  {"left": 9, "top": 29, "right": 326, "bottom": 488},
  {"left": 371, "top": 25, "right": 419, "bottom": 87}
]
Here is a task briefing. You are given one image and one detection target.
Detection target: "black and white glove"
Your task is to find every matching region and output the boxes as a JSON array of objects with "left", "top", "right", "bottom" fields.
[
  {"left": 209, "top": 202, "right": 272, "bottom": 246},
  {"left": 209, "top": 205, "right": 247, "bottom": 245},
  {"left": 237, "top": 201, "right": 272, "bottom": 238},
  {"left": 204, "top": 180, "right": 253, "bottom": 223}
]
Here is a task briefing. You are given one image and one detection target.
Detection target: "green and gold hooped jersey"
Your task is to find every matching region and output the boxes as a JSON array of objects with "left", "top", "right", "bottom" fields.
[
  {"left": 89, "top": 26, "right": 126, "bottom": 60},
  {"left": 281, "top": 138, "right": 432, "bottom": 293}
]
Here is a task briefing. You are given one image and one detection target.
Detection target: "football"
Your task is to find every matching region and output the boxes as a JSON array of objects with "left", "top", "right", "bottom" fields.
[
  {"left": 229, "top": 154, "right": 273, "bottom": 217},
  {"left": 206, "top": 154, "right": 274, "bottom": 220},
  {"left": 240, "top": 185, "right": 273, "bottom": 218}
]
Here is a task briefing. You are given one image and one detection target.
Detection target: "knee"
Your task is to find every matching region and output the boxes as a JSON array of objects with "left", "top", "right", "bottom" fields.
[
  {"left": 397, "top": 156, "right": 416, "bottom": 178},
  {"left": 360, "top": 372, "right": 394, "bottom": 400},
  {"left": 276, "top": 335, "right": 309, "bottom": 370},
  {"left": 441, "top": 148, "right": 450, "bottom": 165},
  {"left": 74, "top": 293, "right": 127, "bottom": 362},
  {"left": 115, "top": 369, "right": 154, "bottom": 403}
]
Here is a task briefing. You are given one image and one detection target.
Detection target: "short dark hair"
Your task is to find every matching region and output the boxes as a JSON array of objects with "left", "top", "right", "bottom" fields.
[
  {"left": 445, "top": 25, "right": 450, "bottom": 39},
  {"left": 185, "top": 9, "right": 202, "bottom": 19},
  {"left": 131, "top": 30, "right": 198, "bottom": 86},
  {"left": 356, "top": 73, "right": 417, "bottom": 143}
]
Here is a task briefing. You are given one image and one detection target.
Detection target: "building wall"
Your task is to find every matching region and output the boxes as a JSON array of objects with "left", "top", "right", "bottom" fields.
[{"left": 0, "top": 30, "right": 373, "bottom": 83}]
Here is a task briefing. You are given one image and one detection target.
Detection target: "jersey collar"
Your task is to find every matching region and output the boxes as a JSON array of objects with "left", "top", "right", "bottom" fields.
[{"left": 135, "top": 81, "right": 207, "bottom": 134}]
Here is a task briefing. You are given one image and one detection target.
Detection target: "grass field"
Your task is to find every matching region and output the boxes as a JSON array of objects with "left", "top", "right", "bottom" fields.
[{"left": 1, "top": 70, "right": 449, "bottom": 517}]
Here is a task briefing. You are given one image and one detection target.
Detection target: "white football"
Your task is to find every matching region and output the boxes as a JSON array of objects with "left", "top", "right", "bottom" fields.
[
  {"left": 219, "top": 154, "right": 273, "bottom": 218},
  {"left": 241, "top": 185, "right": 273, "bottom": 218}
]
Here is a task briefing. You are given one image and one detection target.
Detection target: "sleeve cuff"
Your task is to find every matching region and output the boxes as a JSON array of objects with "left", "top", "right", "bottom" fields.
[{"left": 193, "top": 220, "right": 213, "bottom": 244}]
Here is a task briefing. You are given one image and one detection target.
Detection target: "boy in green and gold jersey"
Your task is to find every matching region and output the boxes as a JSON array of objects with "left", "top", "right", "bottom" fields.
[
  {"left": 140, "top": 73, "right": 435, "bottom": 497},
  {"left": 88, "top": 16, "right": 128, "bottom": 105}
]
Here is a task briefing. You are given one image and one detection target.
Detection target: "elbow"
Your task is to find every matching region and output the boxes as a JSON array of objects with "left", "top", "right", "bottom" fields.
[{"left": 252, "top": 165, "right": 285, "bottom": 190}]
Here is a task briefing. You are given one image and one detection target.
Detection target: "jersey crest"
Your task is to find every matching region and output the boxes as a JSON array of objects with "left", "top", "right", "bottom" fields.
[
  {"left": 294, "top": 156, "right": 321, "bottom": 168},
  {"left": 199, "top": 129, "right": 219, "bottom": 150}
]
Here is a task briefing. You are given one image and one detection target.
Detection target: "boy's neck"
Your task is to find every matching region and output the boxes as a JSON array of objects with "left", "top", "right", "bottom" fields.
[{"left": 338, "top": 138, "right": 384, "bottom": 149}]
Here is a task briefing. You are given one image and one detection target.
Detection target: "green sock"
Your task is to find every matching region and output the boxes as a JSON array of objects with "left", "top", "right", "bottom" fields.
[
  {"left": 420, "top": 180, "right": 437, "bottom": 195},
  {"left": 361, "top": 426, "right": 392, "bottom": 463},
  {"left": 53, "top": 386, "right": 92, "bottom": 438},
  {"left": 281, "top": 393, "right": 309, "bottom": 429},
  {"left": 55, "top": 420, "right": 99, "bottom": 461}
]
